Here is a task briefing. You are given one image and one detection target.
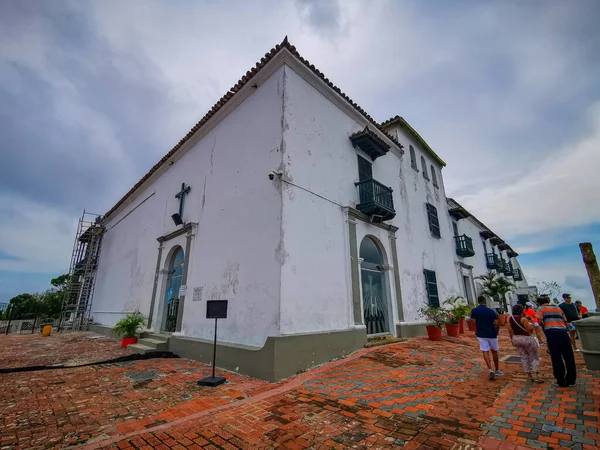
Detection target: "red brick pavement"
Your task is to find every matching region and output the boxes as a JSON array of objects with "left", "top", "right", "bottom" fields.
[
  {"left": 0, "top": 332, "right": 134, "bottom": 369},
  {"left": 0, "top": 335, "right": 268, "bottom": 449},
  {"left": 2, "top": 328, "right": 598, "bottom": 449}
]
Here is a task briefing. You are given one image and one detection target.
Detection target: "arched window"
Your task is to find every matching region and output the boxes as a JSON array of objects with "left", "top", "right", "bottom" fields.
[
  {"left": 359, "top": 236, "right": 390, "bottom": 335},
  {"left": 421, "top": 156, "right": 429, "bottom": 180},
  {"left": 409, "top": 145, "right": 418, "bottom": 171},
  {"left": 430, "top": 165, "right": 438, "bottom": 187},
  {"left": 163, "top": 246, "right": 184, "bottom": 332}
]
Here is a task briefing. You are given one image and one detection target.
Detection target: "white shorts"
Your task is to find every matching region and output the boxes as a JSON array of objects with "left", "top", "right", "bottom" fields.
[{"left": 477, "top": 337, "right": 499, "bottom": 352}]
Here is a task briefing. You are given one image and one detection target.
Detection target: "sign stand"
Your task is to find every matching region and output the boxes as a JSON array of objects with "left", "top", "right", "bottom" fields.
[{"left": 197, "top": 300, "right": 228, "bottom": 387}]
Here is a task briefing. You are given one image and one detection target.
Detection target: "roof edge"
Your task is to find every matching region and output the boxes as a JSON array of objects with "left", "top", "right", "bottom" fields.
[
  {"left": 381, "top": 116, "right": 446, "bottom": 167},
  {"left": 447, "top": 197, "right": 517, "bottom": 255},
  {"left": 103, "top": 37, "right": 404, "bottom": 220}
]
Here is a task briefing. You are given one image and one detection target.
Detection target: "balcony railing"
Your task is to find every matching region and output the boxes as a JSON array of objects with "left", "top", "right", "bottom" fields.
[
  {"left": 513, "top": 268, "right": 523, "bottom": 281},
  {"left": 355, "top": 178, "right": 396, "bottom": 221},
  {"left": 455, "top": 234, "right": 475, "bottom": 257},
  {"left": 505, "top": 261, "right": 514, "bottom": 277},
  {"left": 486, "top": 253, "right": 499, "bottom": 270},
  {"left": 497, "top": 257, "right": 509, "bottom": 274}
]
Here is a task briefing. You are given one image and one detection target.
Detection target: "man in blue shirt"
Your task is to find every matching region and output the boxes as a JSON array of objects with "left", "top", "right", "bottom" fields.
[{"left": 470, "top": 296, "right": 503, "bottom": 380}]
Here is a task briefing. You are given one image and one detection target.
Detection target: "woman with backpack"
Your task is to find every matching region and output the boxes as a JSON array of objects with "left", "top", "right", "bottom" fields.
[{"left": 508, "top": 304, "right": 543, "bottom": 383}]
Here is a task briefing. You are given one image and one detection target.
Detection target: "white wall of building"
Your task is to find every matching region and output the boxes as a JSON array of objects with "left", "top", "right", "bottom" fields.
[
  {"left": 279, "top": 66, "right": 461, "bottom": 334},
  {"left": 93, "top": 67, "right": 286, "bottom": 347},
  {"left": 383, "top": 125, "right": 462, "bottom": 321}
]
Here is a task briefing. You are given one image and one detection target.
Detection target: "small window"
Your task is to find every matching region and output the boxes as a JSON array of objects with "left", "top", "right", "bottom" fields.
[
  {"left": 421, "top": 156, "right": 429, "bottom": 180},
  {"left": 424, "top": 269, "right": 440, "bottom": 307},
  {"left": 357, "top": 155, "right": 372, "bottom": 181},
  {"left": 452, "top": 222, "right": 459, "bottom": 237},
  {"left": 426, "top": 203, "right": 441, "bottom": 238},
  {"left": 409, "top": 145, "right": 418, "bottom": 171},
  {"left": 483, "top": 240, "right": 488, "bottom": 254},
  {"left": 431, "top": 165, "right": 438, "bottom": 187}
]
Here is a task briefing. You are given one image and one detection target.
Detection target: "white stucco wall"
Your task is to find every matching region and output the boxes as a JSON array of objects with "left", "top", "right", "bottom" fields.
[
  {"left": 93, "top": 67, "right": 286, "bottom": 347},
  {"left": 279, "top": 66, "right": 461, "bottom": 334}
]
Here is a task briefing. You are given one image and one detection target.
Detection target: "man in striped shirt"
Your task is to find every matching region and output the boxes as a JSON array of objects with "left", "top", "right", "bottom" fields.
[{"left": 536, "top": 297, "right": 577, "bottom": 387}]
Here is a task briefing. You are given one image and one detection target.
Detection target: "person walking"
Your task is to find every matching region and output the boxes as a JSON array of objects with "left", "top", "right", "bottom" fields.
[
  {"left": 576, "top": 300, "right": 589, "bottom": 319},
  {"left": 536, "top": 297, "right": 577, "bottom": 387},
  {"left": 508, "top": 304, "right": 542, "bottom": 383},
  {"left": 523, "top": 302, "right": 546, "bottom": 345},
  {"left": 470, "top": 296, "right": 503, "bottom": 380},
  {"left": 559, "top": 293, "right": 581, "bottom": 352}
]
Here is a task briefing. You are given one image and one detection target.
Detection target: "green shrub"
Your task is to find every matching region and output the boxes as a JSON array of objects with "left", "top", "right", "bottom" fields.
[{"left": 113, "top": 312, "right": 145, "bottom": 338}]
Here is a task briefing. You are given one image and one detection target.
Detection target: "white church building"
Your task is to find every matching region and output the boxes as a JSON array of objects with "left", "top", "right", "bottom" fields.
[{"left": 83, "top": 39, "right": 534, "bottom": 381}]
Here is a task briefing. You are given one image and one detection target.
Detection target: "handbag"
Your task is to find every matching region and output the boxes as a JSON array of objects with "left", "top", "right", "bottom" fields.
[{"left": 510, "top": 315, "right": 540, "bottom": 347}]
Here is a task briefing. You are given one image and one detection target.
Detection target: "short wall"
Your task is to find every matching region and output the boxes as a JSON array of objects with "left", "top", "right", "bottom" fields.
[
  {"left": 396, "top": 322, "right": 427, "bottom": 338},
  {"left": 88, "top": 324, "right": 120, "bottom": 338},
  {"left": 87, "top": 325, "right": 367, "bottom": 382},
  {"left": 171, "top": 328, "right": 367, "bottom": 382}
]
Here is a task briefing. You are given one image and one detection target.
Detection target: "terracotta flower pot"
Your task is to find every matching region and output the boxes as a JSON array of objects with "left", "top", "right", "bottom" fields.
[
  {"left": 426, "top": 325, "right": 443, "bottom": 341},
  {"left": 467, "top": 319, "right": 477, "bottom": 332},
  {"left": 459, "top": 318, "right": 465, "bottom": 334},
  {"left": 121, "top": 337, "right": 138, "bottom": 348},
  {"left": 445, "top": 323, "right": 460, "bottom": 337}
]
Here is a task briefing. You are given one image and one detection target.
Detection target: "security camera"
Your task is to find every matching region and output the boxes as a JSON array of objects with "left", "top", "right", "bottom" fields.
[{"left": 268, "top": 170, "right": 281, "bottom": 181}]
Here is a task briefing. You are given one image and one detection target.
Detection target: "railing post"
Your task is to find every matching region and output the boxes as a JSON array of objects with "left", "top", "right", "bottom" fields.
[{"left": 5, "top": 305, "right": 13, "bottom": 335}]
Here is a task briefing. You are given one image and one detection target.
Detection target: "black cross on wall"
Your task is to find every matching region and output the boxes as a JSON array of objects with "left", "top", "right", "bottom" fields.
[{"left": 175, "top": 183, "right": 191, "bottom": 217}]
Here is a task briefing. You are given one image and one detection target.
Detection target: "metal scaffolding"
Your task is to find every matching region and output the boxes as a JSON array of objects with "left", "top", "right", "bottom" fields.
[{"left": 58, "top": 210, "right": 105, "bottom": 331}]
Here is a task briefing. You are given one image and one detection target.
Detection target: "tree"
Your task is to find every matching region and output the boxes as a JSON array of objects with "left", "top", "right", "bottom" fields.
[
  {"left": 537, "top": 281, "right": 561, "bottom": 304},
  {"left": 50, "top": 274, "right": 70, "bottom": 291},
  {"left": 476, "top": 271, "right": 516, "bottom": 313},
  {"left": 2, "top": 293, "right": 40, "bottom": 319}
]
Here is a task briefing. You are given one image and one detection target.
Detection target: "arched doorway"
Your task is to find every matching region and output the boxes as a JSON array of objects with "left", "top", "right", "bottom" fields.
[
  {"left": 360, "top": 236, "right": 391, "bottom": 335},
  {"left": 162, "top": 246, "right": 184, "bottom": 332}
]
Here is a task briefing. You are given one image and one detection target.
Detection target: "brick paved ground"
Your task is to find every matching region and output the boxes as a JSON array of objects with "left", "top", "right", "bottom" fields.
[
  {"left": 0, "top": 332, "right": 134, "bottom": 369},
  {"left": 1, "top": 328, "right": 599, "bottom": 450},
  {"left": 0, "top": 333, "right": 268, "bottom": 449}
]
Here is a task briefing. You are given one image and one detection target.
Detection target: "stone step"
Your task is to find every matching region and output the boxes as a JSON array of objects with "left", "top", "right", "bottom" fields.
[
  {"left": 127, "top": 343, "right": 155, "bottom": 353},
  {"left": 137, "top": 338, "right": 169, "bottom": 350}
]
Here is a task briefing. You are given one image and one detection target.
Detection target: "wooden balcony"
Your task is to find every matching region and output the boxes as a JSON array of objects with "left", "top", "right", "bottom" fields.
[
  {"left": 486, "top": 253, "right": 499, "bottom": 270},
  {"left": 513, "top": 268, "right": 524, "bottom": 281},
  {"left": 455, "top": 235, "right": 475, "bottom": 257},
  {"left": 505, "top": 261, "right": 514, "bottom": 277},
  {"left": 355, "top": 178, "right": 396, "bottom": 221}
]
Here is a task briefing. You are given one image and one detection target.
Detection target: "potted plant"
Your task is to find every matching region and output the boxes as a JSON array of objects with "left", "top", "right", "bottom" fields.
[
  {"left": 419, "top": 305, "right": 448, "bottom": 341},
  {"left": 113, "top": 312, "right": 145, "bottom": 348},
  {"left": 466, "top": 308, "right": 477, "bottom": 331},
  {"left": 444, "top": 296, "right": 469, "bottom": 334},
  {"left": 443, "top": 310, "right": 460, "bottom": 337}
]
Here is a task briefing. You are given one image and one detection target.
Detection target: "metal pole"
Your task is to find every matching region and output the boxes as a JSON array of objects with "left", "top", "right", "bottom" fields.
[
  {"left": 31, "top": 306, "right": 37, "bottom": 334},
  {"left": 5, "top": 305, "right": 13, "bottom": 335},
  {"left": 212, "top": 318, "right": 218, "bottom": 379}
]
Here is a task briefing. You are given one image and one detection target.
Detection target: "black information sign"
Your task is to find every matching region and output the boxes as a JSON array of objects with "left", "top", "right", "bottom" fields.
[
  {"left": 206, "top": 300, "right": 228, "bottom": 319},
  {"left": 197, "top": 300, "right": 229, "bottom": 387}
]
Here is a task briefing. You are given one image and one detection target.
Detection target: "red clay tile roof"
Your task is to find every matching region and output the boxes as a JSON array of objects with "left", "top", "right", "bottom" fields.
[
  {"left": 380, "top": 115, "right": 446, "bottom": 167},
  {"left": 104, "top": 37, "right": 403, "bottom": 219}
]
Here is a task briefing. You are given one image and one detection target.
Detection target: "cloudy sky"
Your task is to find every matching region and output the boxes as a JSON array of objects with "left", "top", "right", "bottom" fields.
[{"left": 1, "top": 0, "right": 599, "bottom": 307}]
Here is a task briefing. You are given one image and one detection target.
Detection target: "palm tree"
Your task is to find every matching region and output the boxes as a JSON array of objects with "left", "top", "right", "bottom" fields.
[{"left": 476, "top": 271, "right": 516, "bottom": 313}]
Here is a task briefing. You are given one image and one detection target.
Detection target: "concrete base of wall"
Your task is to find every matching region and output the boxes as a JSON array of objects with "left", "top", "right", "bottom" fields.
[
  {"left": 88, "top": 323, "right": 119, "bottom": 338},
  {"left": 575, "top": 316, "right": 600, "bottom": 371},
  {"left": 87, "top": 324, "right": 367, "bottom": 382},
  {"left": 395, "top": 322, "right": 427, "bottom": 338}
]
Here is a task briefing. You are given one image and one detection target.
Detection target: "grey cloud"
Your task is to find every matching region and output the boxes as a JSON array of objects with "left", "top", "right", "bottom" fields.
[
  {"left": 0, "top": 3, "right": 188, "bottom": 213},
  {"left": 565, "top": 275, "right": 591, "bottom": 291},
  {"left": 295, "top": 0, "right": 343, "bottom": 37}
]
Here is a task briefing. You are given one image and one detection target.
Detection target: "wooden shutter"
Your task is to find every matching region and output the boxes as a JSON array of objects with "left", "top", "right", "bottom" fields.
[
  {"left": 426, "top": 203, "right": 441, "bottom": 238},
  {"left": 357, "top": 155, "right": 373, "bottom": 181},
  {"left": 424, "top": 269, "right": 440, "bottom": 307}
]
